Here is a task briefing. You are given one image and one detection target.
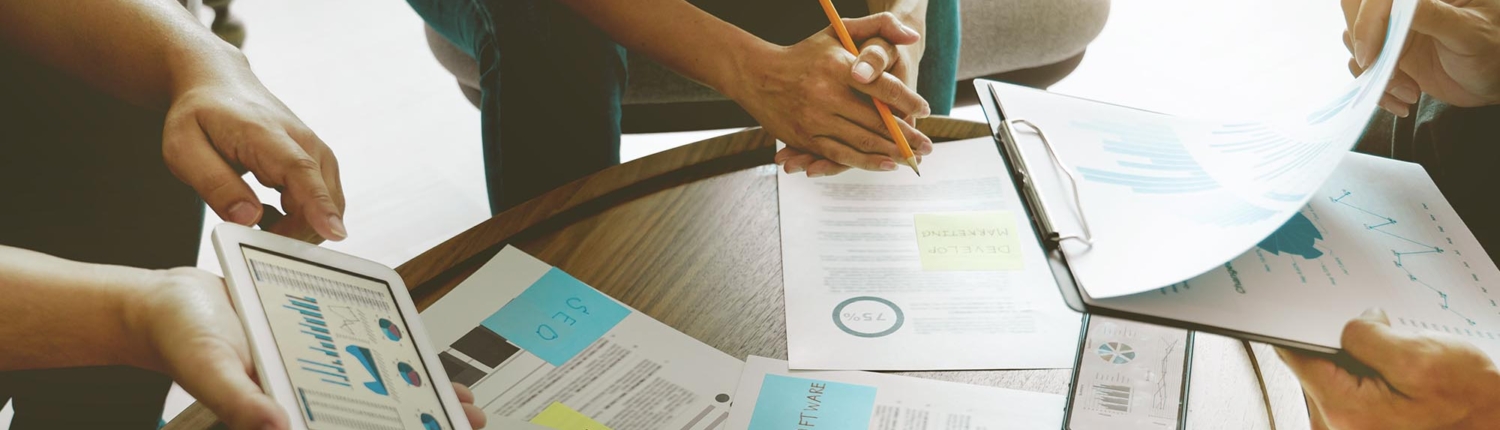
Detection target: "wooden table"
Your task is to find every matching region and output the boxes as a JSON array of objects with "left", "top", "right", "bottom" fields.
[{"left": 168, "top": 117, "right": 1311, "bottom": 430}]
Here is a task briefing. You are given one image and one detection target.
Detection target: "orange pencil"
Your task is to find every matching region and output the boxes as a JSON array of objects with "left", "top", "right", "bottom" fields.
[{"left": 818, "top": 0, "right": 921, "bottom": 176}]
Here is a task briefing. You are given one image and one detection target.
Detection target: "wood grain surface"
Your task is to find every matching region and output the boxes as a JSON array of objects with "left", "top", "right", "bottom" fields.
[{"left": 167, "top": 117, "right": 1303, "bottom": 430}]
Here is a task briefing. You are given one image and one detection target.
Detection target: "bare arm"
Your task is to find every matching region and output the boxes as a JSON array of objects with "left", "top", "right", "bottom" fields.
[
  {"left": 0, "top": 0, "right": 348, "bottom": 243},
  {"left": 0, "top": 246, "right": 159, "bottom": 371},
  {"left": 552, "top": 0, "right": 764, "bottom": 98},
  {"left": 557, "top": 0, "right": 935, "bottom": 176},
  {"left": 0, "top": 0, "right": 246, "bottom": 110}
]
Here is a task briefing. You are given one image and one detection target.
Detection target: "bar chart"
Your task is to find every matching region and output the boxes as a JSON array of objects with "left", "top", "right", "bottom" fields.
[{"left": 286, "top": 294, "right": 351, "bottom": 388}]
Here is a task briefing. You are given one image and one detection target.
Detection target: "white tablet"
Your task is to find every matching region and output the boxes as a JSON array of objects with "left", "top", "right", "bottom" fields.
[{"left": 212, "top": 223, "right": 471, "bottom": 430}]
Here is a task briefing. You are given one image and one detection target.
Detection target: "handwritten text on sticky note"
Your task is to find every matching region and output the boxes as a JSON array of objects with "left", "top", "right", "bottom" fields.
[
  {"left": 747, "top": 375, "right": 876, "bottom": 430},
  {"left": 530, "top": 402, "right": 613, "bottom": 430},
  {"left": 482, "top": 268, "right": 630, "bottom": 366},
  {"left": 913, "top": 211, "right": 1023, "bottom": 271}
]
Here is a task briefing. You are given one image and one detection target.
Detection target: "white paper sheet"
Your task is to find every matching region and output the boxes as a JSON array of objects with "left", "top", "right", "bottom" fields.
[
  {"left": 777, "top": 137, "right": 1083, "bottom": 370},
  {"left": 724, "top": 356, "right": 1065, "bottom": 430},
  {"left": 420, "top": 247, "right": 744, "bottom": 429},
  {"left": 1094, "top": 153, "right": 1500, "bottom": 362},
  {"left": 1068, "top": 317, "right": 1190, "bottom": 430},
  {"left": 987, "top": 0, "right": 1418, "bottom": 298}
]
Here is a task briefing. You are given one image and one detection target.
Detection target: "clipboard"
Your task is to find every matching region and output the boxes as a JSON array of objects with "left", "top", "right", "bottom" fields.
[{"left": 973, "top": 78, "right": 1342, "bottom": 356}]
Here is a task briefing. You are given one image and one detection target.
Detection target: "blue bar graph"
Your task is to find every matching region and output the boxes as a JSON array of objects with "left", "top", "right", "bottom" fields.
[
  {"left": 284, "top": 305, "right": 324, "bottom": 319},
  {"left": 287, "top": 294, "right": 353, "bottom": 388}
]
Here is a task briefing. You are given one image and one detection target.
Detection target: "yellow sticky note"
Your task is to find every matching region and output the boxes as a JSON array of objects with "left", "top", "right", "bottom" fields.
[
  {"left": 530, "top": 402, "right": 613, "bottom": 430},
  {"left": 913, "top": 211, "right": 1024, "bottom": 271}
]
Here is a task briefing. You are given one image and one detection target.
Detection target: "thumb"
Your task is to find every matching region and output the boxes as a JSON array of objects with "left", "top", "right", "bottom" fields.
[
  {"left": 840, "top": 12, "right": 921, "bottom": 46},
  {"left": 1276, "top": 347, "right": 1357, "bottom": 402},
  {"left": 170, "top": 340, "right": 289, "bottom": 430},
  {"left": 162, "top": 115, "right": 263, "bottom": 226},
  {"left": 1411, "top": 0, "right": 1484, "bottom": 53}
]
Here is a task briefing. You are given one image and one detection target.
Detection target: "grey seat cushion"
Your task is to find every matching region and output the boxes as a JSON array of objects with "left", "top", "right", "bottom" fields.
[{"left": 425, "top": 0, "right": 1110, "bottom": 106}]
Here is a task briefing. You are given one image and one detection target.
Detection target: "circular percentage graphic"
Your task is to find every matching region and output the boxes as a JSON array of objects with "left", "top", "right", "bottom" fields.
[{"left": 831, "top": 296, "right": 904, "bottom": 338}]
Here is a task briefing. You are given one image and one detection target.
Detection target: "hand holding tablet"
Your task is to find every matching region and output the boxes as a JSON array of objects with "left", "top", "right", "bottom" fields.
[{"left": 212, "top": 223, "right": 480, "bottom": 430}]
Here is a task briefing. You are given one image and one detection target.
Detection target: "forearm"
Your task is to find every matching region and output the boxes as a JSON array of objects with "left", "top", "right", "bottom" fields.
[
  {"left": 0, "top": 246, "right": 157, "bottom": 371},
  {"left": 555, "top": 0, "right": 773, "bottom": 99},
  {"left": 0, "top": 0, "right": 250, "bottom": 109}
]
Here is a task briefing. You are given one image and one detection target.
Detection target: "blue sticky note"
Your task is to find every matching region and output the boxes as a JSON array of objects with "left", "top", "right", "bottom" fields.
[
  {"left": 481, "top": 268, "right": 630, "bottom": 366},
  {"left": 747, "top": 374, "right": 877, "bottom": 430}
]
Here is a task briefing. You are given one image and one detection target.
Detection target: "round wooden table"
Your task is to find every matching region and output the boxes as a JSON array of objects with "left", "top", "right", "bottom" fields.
[{"left": 169, "top": 117, "right": 1310, "bottom": 430}]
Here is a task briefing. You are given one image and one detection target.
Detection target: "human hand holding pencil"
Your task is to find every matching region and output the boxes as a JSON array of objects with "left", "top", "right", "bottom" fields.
[{"left": 763, "top": 9, "right": 932, "bottom": 177}]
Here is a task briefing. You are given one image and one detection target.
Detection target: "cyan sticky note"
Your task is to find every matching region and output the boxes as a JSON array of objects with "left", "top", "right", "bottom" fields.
[
  {"left": 746, "top": 374, "right": 877, "bottom": 430},
  {"left": 482, "top": 268, "right": 630, "bottom": 366}
]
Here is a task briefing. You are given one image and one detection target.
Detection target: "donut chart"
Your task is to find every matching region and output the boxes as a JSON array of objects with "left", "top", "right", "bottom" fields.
[
  {"left": 420, "top": 413, "right": 442, "bottom": 430},
  {"left": 1097, "top": 342, "right": 1136, "bottom": 364},
  {"left": 398, "top": 362, "right": 422, "bottom": 387},
  {"left": 379, "top": 318, "right": 403, "bottom": 341}
]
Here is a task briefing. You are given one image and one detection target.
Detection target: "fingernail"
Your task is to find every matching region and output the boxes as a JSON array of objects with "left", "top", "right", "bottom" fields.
[
  {"left": 900, "top": 24, "right": 919, "bottom": 38},
  {"left": 227, "top": 201, "right": 260, "bottom": 226},
  {"left": 879, "top": 160, "right": 898, "bottom": 171},
  {"left": 1360, "top": 308, "right": 1387, "bottom": 320},
  {"left": 853, "top": 62, "right": 876, "bottom": 82},
  {"left": 918, "top": 142, "right": 933, "bottom": 155},
  {"left": 787, "top": 165, "right": 804, "bottom": 174},
  {"left": 327, "top": 215, "right": 348, "bottom": 240},
  {"left": 1353, "top": 41, "right": 1367, "bottom": 68},
  {"left": 1392, "top": 85, "right": 1420, "bottom": 104},
  {"left": 807, "top": 172, "right": 826, "bottom": 178}
]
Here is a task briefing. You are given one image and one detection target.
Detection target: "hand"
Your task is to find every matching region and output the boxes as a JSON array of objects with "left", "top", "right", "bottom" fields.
[
  {"left": 124, "top": 268, "right": 289, "bottom": 430},
  {"left": 1341, "top": 0, "right": 1500, "bottom": 117},
  {"left": 452, "top": 382, "right": 488, "bottom": 429},
  {"left": 123, "top": 269, "right": 490, "bottom": 430},
  {"left": 729, "top": 13, "right": 934, "bottom": 177},
  {"left": 163, "top": 56, "right": 347, "bottom": 243},
  {"left": 774, "top": 26, "right": 931, "bottom": 178},
  {"left": 1277, "top": 308, "right": 1500, "bottom": 429}
]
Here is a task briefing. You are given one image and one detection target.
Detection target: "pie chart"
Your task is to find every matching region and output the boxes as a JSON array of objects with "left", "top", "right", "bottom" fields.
[
  {"left": 379, "top": 318, "right": 402, "bottom": 341},
  {"left": 398, "top": 362, "right": 422, "bottom": 387},
  {"left": 420, "top": 413, "right": 442, "bottom": 430},
  {"left": 1098, "top": 342, "right": 1136, "bottom": 364}
]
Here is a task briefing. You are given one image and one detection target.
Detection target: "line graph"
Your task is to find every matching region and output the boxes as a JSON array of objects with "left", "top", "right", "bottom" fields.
[{"left": 1331, "top": 190, "right": 1483, "bottom": 327}]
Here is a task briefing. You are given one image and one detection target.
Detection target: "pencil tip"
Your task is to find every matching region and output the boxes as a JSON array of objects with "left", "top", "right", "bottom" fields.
[{"left": 907, "top": 157, "right": 922, "bottom": 176}]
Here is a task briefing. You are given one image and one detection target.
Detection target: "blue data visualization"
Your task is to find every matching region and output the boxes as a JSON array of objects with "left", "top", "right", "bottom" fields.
[
  {"left": 346, "top": 345, "right": 388, "bottom": 396},
  {"left": 380, "top": 318, "right": 403, "bottom": 342},
  {"left": 421, "top": 413, "right": 442, "bottom": 430},
  {"left": 1257, "top": 212, "right": 1325, "bottom": 259},
  {"left": 288, "top": 295, "right": 351, "bottom": 387},
  {"left": 398, "top": 362, "right": 422, "bottom": 387}
]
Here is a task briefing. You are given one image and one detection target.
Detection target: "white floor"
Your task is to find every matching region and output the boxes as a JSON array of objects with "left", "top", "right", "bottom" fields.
[{"left": 1, "top": 0, "right": 1352, "bottom": 427}]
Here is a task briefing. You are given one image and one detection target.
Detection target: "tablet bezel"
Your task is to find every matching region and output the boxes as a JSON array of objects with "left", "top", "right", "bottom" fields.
[{"left": 211, "top": 223, "right": 472, "bottom": 430}]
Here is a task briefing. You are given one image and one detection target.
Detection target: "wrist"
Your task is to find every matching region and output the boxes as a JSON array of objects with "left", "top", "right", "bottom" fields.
[
  {"left": 712, "top": 37, "right": 780, "bottom": 102},
  {"left": 164, "top": 38, "right": 257, "bottom": 103},
  {"left": 113, "top": 266, "right": 173, "bottom": 371}
]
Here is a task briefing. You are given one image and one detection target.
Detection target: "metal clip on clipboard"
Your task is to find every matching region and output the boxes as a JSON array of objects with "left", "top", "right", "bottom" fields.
[{"left": 987, "top": 84, "right": 1095, "bottom": 251}]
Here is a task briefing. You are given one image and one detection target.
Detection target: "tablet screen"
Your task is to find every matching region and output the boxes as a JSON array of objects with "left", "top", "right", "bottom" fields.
[{"left": 240, "top": 245, "right": 455, "bottom": 430}]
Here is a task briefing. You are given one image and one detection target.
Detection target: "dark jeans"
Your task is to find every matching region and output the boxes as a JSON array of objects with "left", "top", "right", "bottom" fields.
[
  {"left": 0, "top": 55, "right": 205, "bottom": 429},
  {"left": 406, "top": 0, "right": 961, "bottom": 213},
  {"left": 1358, "top": 96, "right": 1500, "bottom": 260}
]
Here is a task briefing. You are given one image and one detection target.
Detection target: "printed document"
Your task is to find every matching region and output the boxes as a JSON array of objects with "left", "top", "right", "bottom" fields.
[
  {"left": 724, "top": 356, "right": 1064, "bottom": 430},
  {"left": 1095, "top": 153, "right": 1500, "bottom": 362},
  {"left": 986, "top": 0, "right": 1419, "bottom": 297},
  {"left": 420, "top": 247, "right": 743, "bottom": 429},
  {"left": 778, "top": 137, "right": 1083, "bottom": 370}
]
